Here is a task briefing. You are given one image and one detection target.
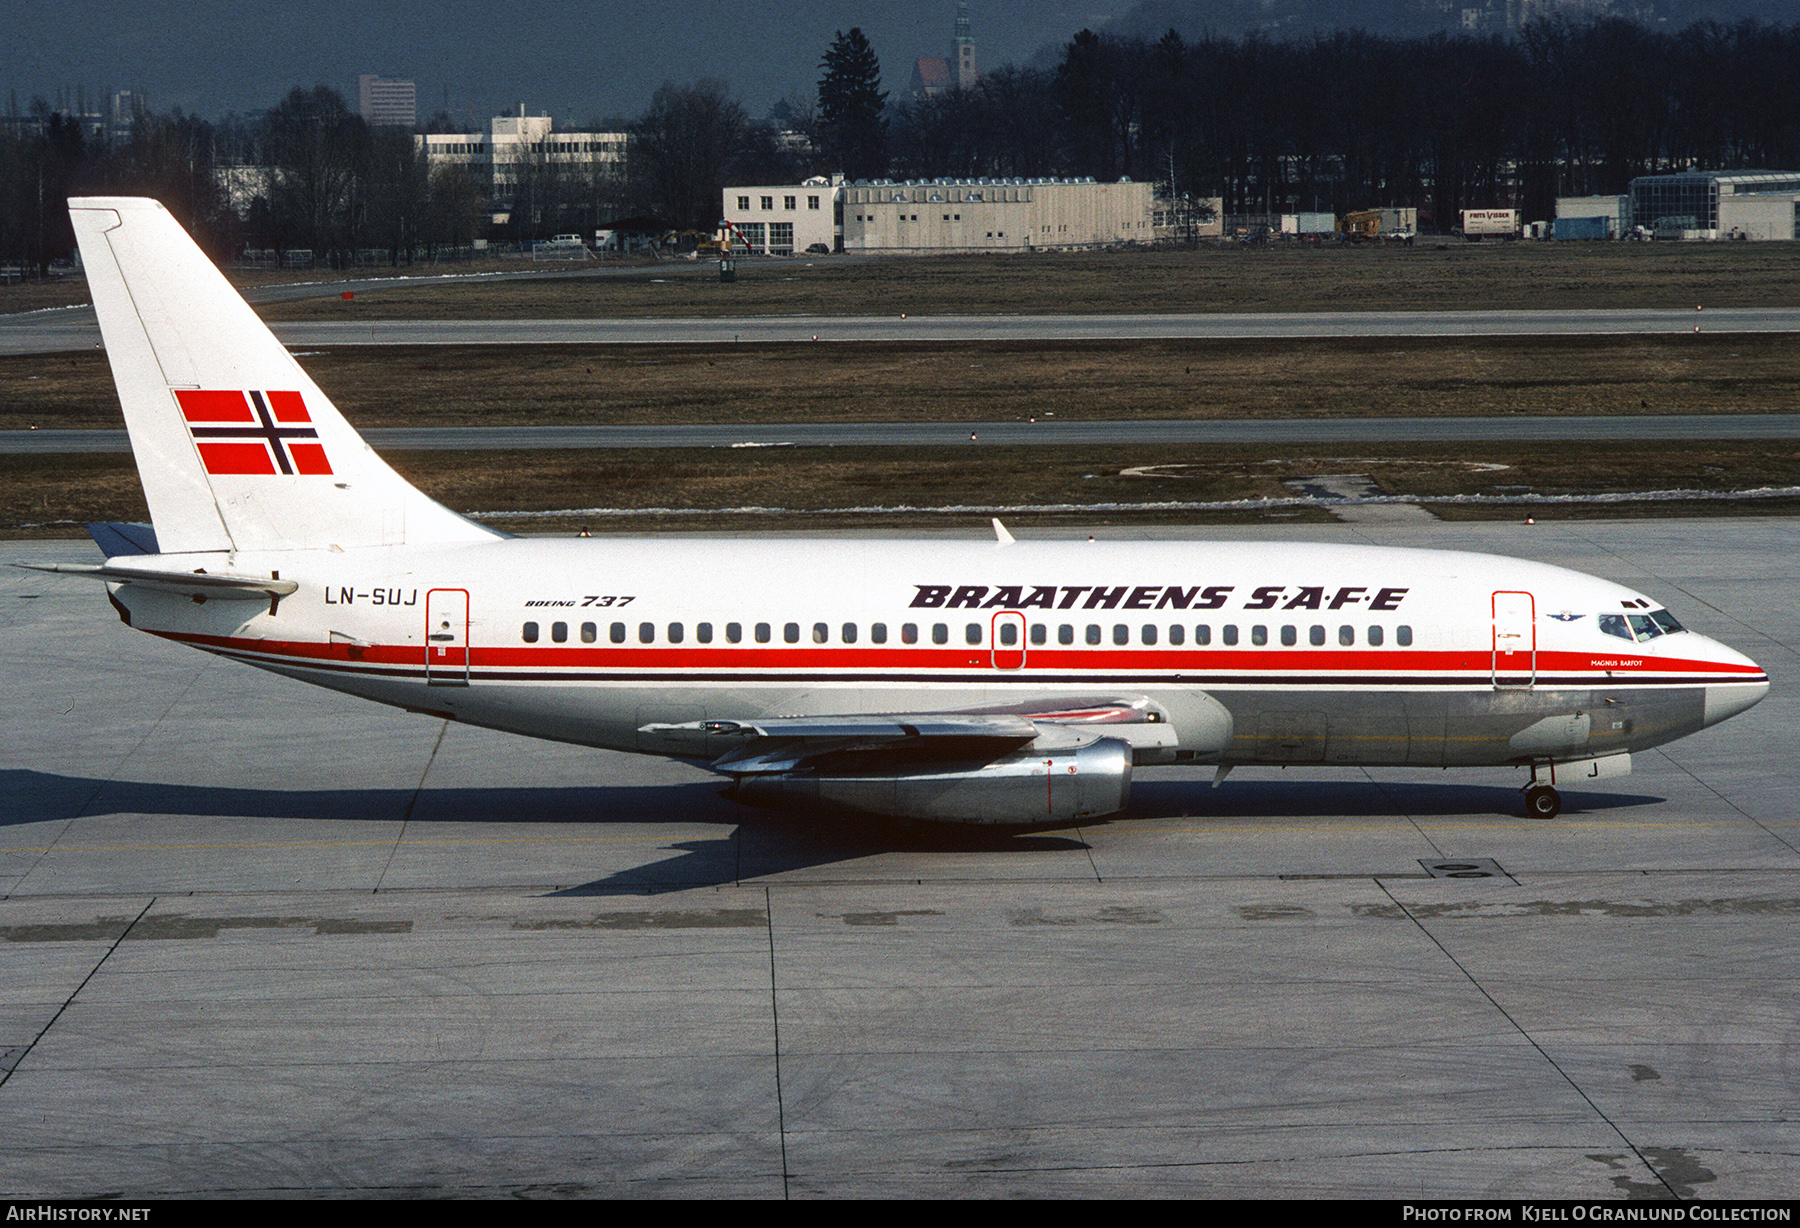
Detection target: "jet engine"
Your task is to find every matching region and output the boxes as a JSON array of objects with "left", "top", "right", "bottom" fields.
[{"left": 726, "top": 735, "right": 1133, "bottom": 825}]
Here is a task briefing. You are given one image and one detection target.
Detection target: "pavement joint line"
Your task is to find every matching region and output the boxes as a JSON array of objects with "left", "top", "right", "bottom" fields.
[
  {"left": 764, "top": 883, "right": 790, "bottom": 1200},
  {"left": 1651, "top": 746, "right": 1800, "bottom": 859},
  {"left": 0, "top": 895, "right": 154, "bottom": 1089},
  {"left": 1372, "top": 877, "right": 1683, "bottom": 1200}
]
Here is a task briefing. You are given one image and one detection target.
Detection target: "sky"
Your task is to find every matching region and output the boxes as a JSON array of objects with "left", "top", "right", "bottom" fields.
[{"left": 6, "top": 1, "right": 1119, "bottom": 125}]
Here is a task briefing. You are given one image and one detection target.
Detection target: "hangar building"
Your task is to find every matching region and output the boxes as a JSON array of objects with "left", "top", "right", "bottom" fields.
[
  {"left": 1627, "top": 171, "right": 1800, "bottom": 240},
  {"left": 723, "top": 177, "right": 1155, "bottom": 255}
]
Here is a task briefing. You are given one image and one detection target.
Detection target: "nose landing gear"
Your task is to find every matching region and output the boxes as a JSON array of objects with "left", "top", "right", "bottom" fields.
[
  {"left": 1523, "top": 783, "right": 1562, "bottom": 819},
  {"left": 1522, "top": 763, "right": 1562, "bottom": 819}
]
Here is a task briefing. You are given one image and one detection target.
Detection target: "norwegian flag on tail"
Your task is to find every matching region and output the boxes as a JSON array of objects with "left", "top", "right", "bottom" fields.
[{"left": 174, "top": 389, "right": 333, "bottom": 476}]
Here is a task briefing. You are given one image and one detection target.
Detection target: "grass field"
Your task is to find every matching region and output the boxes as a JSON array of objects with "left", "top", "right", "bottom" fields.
[
  {"left": 7, "top": 243, "right": 1798, "bottom": 536},
  {"left": 8, "top": 240, "right": 1800, "bottom": 321},
  {"left": 9, "top": 440, "right": 1799, "bottom": 538},
  {"left": 6, "top": 334, "right": 1798, "bottom": 432}
]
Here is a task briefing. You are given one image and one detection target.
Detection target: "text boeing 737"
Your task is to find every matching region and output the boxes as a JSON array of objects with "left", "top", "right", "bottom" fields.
[{"left": 25, "top": 198, "right": 1769, "bottom": 824}]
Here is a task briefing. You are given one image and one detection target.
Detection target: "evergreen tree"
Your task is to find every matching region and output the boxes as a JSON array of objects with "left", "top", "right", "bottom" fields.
[{"left": 818, "top": 28, "right": 887, "bottom": 179}]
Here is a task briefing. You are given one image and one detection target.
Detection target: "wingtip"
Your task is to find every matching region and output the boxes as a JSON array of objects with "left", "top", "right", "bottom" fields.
[{"left": 991, "top": 517, "right": 1015, "bottom": 546}]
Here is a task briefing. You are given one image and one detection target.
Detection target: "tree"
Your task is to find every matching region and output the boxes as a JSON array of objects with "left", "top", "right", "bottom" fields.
[
  {"left": 629, "top": 80, "right": 751, "bottom": 232},
  {"left": 262, "top": 86, "right": 366, "bottom": 265},
  {"left": 818, "top": 28, "right": 887, "bottom": 179}
]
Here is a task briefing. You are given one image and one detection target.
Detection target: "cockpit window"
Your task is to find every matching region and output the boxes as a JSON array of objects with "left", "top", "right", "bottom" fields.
[
  {"left": 1601, "top": 609, "right": 1686, "bottom": 642},
  {"left": 1598, "top": 614, "right": 1633, "bottom": 641}
]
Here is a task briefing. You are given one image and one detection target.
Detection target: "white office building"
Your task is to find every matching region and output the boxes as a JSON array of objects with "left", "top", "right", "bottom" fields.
[
  {"left": 358, "top": 76, "right": 416, "bottom": 128},
  {"left": 723, "top": 179, "right": 839, "bottom": 255},
  {"left": 419, "top": 108, "right": 627, "bottom": 204}
]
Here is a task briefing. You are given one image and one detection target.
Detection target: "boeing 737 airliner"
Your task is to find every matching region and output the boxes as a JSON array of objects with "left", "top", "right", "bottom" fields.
[{"left": 25, "top": 198, "right": 1769, "bottom": 823}]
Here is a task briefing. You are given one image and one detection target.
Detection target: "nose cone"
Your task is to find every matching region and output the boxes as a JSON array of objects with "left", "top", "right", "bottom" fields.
[{"left": 1698, "top": 636, "right": 1770, "bottom": 728}]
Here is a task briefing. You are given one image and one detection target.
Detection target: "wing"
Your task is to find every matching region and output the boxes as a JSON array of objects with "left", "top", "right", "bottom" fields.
[{"left": 640, "top": 697, "right": 1179, "bottom": 824}]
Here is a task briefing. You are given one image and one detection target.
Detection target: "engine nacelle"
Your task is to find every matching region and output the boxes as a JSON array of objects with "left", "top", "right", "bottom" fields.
[{"left": 727, "top": 736, "right": 1133, "bottom": 825}]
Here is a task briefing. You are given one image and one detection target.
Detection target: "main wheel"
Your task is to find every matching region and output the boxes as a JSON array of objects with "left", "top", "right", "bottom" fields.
[{"left": 1524, "top": 785, "right": 1562, "bottom": 820}]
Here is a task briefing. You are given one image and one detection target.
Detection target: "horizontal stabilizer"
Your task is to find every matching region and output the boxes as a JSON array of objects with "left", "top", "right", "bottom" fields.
[{"left": 14, "top": 561, "right": 297, "bottom": 601}]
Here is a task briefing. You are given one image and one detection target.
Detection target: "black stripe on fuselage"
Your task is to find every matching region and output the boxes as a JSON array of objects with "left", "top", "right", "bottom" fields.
[{"left": 201, "top": 645, "right": 1757, "bottom": 691}]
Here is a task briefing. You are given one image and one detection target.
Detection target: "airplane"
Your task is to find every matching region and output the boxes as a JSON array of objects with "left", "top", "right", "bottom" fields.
[{"left": 21, "top": 197, "right": 1770, "bottom": 825}]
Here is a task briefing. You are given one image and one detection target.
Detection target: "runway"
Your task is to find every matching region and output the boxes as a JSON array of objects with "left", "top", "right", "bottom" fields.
[
  {"left": 4, "top": 305, "right": 1799, "bottom": 355},
  {"left": 9, "top": 414, "right": 1800, "bottom": 455},
  {"left": 4, "top": 518, "right": 1797, "bottom": 1198}
]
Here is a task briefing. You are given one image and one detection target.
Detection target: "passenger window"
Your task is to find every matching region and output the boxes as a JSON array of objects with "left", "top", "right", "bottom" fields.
[
  {"left": 638, "top": 622, "right": 654, "bottom": 644},
  {"left": 1367, "top": 625, "right": 1383, "bottom": 647},
  {"left": 1113, "top": 625, "right": 1129, "bottom": 646},
  {"left": 1338, "top": 625, "right": 1353, "bottom": 647},
  {"left": 1222, "top": 625, "right": 1238, "bottom": 646},
  {"left": 1030, "top": 624, "right": 1046, "bottom": 645},
  {"left": 552, "top": 621, "right": 568, "bottom": 643},
  {"left": 902, "top": 623, "right": 918, "bottom": 644},
  {"left": 1310, "top": 625, "right": 1325, "bottom": 647},
  {"left": 696, "top": 623, "right": 712, "bottom": 643},
  {"left": 1086, "top": 625, "right": 1101, "bottom": 646},
  {"left": 1397, "top": 626, "right": 1413, "bottom": 646},
  {"left": 966, "top": 624, "right": 982, "bottom": 645},
  {"left": 999, "top": 622, "right": 1018, "bottom": 646},
  {"left": 785, "top": 623, "right": 800, "bottom": 644},
  {"left": 1059, "top": 624, "right": 1074, "bottom": 645},
  {"left": 755, "top": 622, "right": 771, "bottom": 643},
  {"left": 1195, "top": 625, "right": 1211, "bottom": 645},
  {"left": 871, "top": 623, "right": 887, "bottom": 644},
  {"left": 581, "top": 622, "right": 597, "bottom": 643},
  {"left": 932, "top": 624, "right": 948, "bottom": 645},
  {"left": 1169, "top": 625, "right": 1184, "bottom": 646},
  {"left": 1141, "top": 625, "right": 1157, "bottom": 646},
  {"left": 1280, "top": 625, "right": 1296, "bottom": 647},
  {"left": 726, "top": 622, "right": 742, "bottom": 643},
  {"left": 667, "top": 622, "right": 683, "bottom": 644},
  {"left": 813, "top": 622, "right": 828, "bottom": 644},
  {"left": 842, "top": 623, "right": 857, "bottom": 644},
  {"left": 522, "top": 622, "right": 539, "bottom": 643},
  {"left": 611, "top": 622, "right": 626, "bottom": 643},
  {"left": 1252, "top": 626, "right": 1268, "bottom": 646}
]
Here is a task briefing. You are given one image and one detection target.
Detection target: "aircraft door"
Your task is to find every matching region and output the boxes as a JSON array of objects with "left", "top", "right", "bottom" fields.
[
  {"left": 1492, "top": 590, "right": 1536, "bottom": 688},
  {"left": 426, "top": 588, "right": 470, "bottom": 687},
  {"left": 992, "top": 611, "right": 1026, "bottom": 669}
]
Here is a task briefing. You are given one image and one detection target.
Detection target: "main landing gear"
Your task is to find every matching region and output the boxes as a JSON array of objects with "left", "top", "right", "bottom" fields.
[{"left": 1521, "top": 764, "right": 1561, "bottom": 819}]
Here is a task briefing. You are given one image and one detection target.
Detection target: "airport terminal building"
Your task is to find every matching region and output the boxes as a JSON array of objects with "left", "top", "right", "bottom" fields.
[{"left": 723, "top": 177, "right": 1155, "bottom": 255}]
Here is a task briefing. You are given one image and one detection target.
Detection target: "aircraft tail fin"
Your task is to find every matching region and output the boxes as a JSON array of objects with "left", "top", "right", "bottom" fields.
[{"left": 69, "top": 197, "right": 498, "bottom": 555}]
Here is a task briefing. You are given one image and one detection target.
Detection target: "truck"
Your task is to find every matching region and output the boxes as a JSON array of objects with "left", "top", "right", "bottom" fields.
[{"left": 1460, "top": 209, "right": 1519, "bottom": 239}]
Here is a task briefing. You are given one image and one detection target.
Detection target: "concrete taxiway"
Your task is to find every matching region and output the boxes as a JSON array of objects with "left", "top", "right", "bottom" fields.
[
  {"left": 3, "top": 519, "right": 1798, "bottom": 1198},
  {"left": 5, "top": 305, "right": 1800, "bottom": 356},
  {"left": 9, "top": 414, "right": 1800, "bottom": 455}
]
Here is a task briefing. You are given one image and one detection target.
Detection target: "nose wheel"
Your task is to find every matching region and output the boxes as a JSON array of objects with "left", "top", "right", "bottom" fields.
[{"left": 1523, "top": 784, "right": 1562, "bottom": 819}]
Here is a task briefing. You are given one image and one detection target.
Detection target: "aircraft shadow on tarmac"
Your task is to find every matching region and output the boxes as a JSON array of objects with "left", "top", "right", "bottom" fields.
[{"left": 1, "top": 769, "right": 1665, "bottom": 894}]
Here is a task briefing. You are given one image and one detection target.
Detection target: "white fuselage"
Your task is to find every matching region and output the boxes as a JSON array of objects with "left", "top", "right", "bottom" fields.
[{"left": 108, "top": 535, "right": 1769, "bottom": 772}]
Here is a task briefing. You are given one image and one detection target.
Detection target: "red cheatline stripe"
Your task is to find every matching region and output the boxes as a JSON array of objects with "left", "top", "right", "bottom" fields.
[{"left": 158, "top": 631, "right": 1764, "bottom": 681}]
